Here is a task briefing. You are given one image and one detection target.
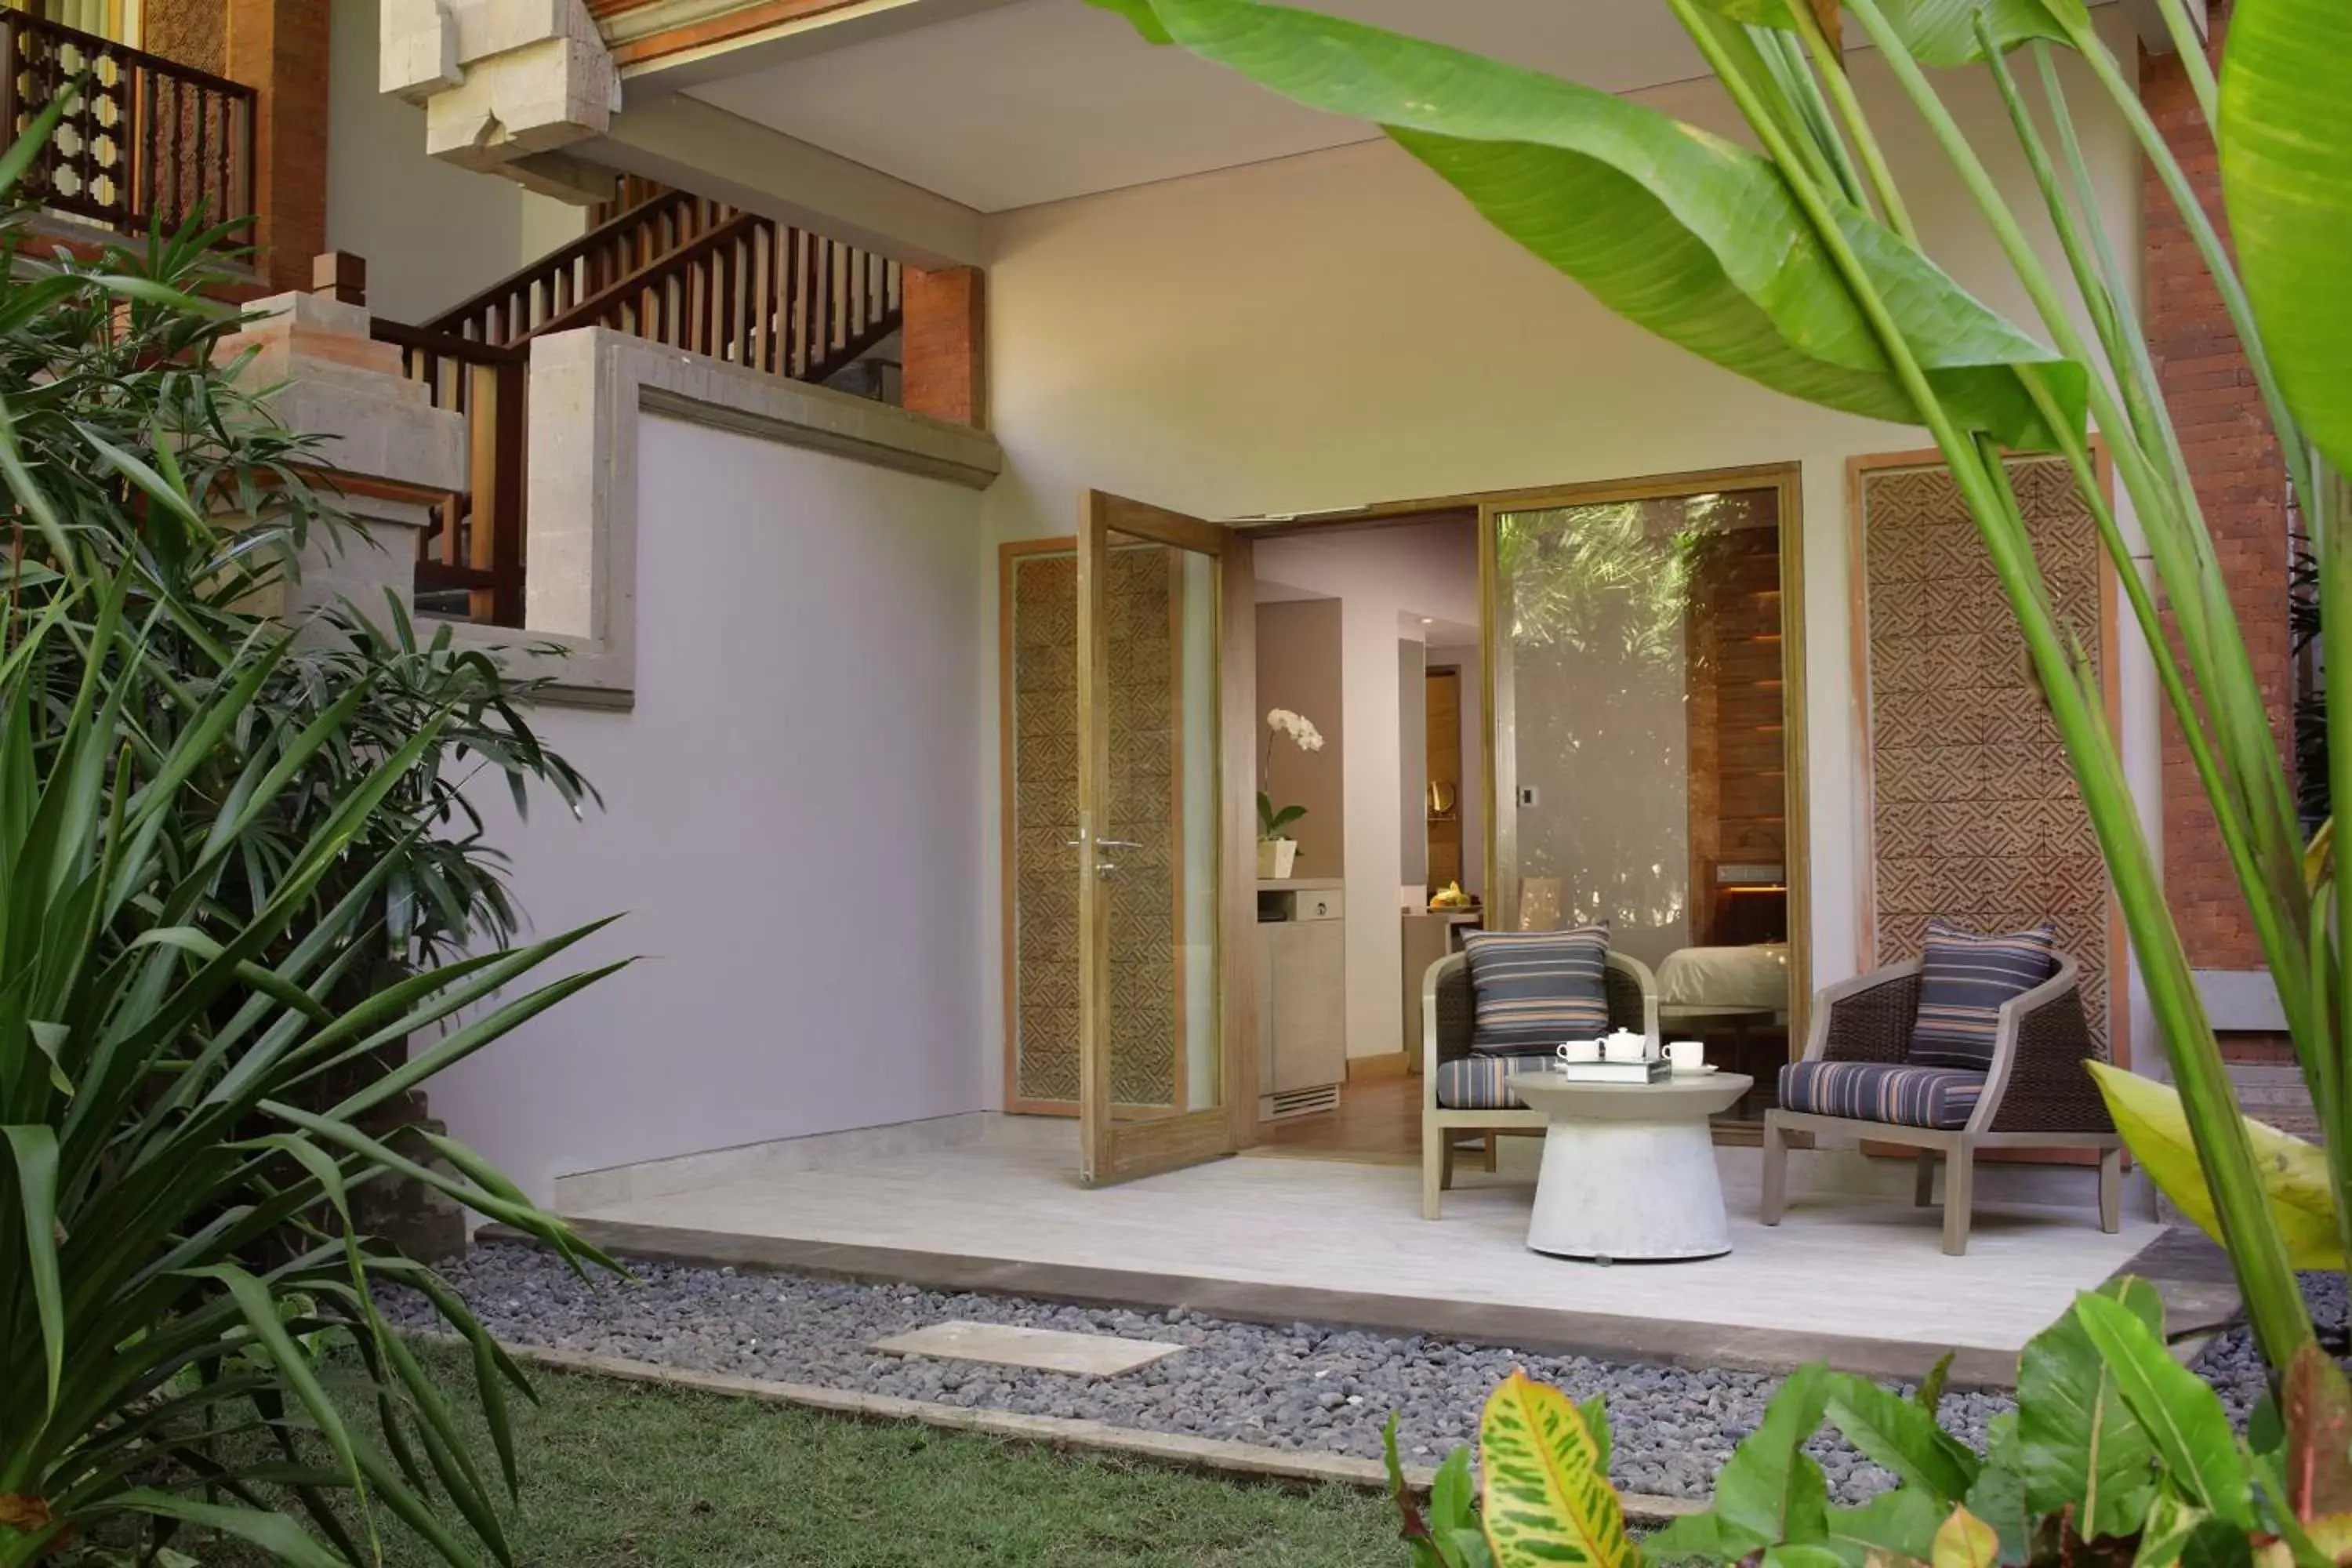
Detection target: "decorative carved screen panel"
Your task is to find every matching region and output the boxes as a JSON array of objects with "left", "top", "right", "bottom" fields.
[
  {"left": 1858, "top": 456, "right": 2118, "bottom": 1051},
  {"left": 1004, "top": 545, "right": 1181, "bottom": 1112}
]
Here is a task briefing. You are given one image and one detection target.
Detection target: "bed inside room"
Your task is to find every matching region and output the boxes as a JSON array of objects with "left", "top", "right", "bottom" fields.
[{"left": 1486, "top": 476, "right": 1803, "bottom": 1127}]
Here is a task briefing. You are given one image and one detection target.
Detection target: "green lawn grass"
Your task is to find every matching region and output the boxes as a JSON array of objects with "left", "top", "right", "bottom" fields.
[{"left": 204, "top": 1348, "right": 1406, "bottom": 1568}]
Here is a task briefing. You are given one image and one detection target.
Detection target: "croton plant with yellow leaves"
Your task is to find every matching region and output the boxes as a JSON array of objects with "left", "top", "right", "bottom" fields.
[
  {"left": 1089, "top": 0, "right": 2352, "bottom": 1555},
  {"left": 1382, "top": 1276, "right": 2340, "bottom": 1568}
]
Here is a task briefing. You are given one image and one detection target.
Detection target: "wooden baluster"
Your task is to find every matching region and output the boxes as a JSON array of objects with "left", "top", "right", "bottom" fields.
[
  {"left": 491, "top": 355, "right": 527, "bottom": 626},
  {"left": 778, "top": 230, "right": 795, "bottom": 376},
  {"left": 797, "top": 229, "right": 817, "bottom": 378},
  {"left": 131, "top": 53, "right": 153, "bottom": 224},
  {"left": 786, "top": 229, "right": 805, "bottom": 377},
  {"left": 737, "top": 230, "right": 756, "bottom": 367},
  {"left": 214, "top": 86, "right": 231, "bottom": 223},
  {"left": 0, "top": 19, "right": 16, "bottom": 205},
  {"left": 162, "top": 71, "right": 180, "bottom": 225},
  {"left": 465, "top": 358, "right": 497, "bottom": 623},
  {"left": 713, "top": 241, "right": 729, "bottom": 361},
  {"left": 822, "top": 238, "right": 840, "bottom": 371}
]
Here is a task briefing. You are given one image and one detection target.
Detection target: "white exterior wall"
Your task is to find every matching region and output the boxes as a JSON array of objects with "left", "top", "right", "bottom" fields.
[
  {"left": 433, "top": 413, "right": 990, "bottom": 1202},
  {"left": 976, "top": 21, "right": 2159, "bottom": 1107}
]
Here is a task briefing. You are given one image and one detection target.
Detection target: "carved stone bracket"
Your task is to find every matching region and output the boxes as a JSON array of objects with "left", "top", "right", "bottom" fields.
[{"left": 380, "top": 0, "right": 623, "bottom": 200}]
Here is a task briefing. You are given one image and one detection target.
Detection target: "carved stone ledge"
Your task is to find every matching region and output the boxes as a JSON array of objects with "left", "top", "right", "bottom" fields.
[{"left": 381, "top": 0, "right": 622, "bottom": 196}]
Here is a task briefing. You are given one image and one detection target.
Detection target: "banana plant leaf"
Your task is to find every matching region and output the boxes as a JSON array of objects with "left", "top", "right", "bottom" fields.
[
  {"left": 1083, "top": 0, "right": 2086, "bottom": 452},
  {"left": 2087, "top": 1062, "right": 2342, "bottom": 1269},
  {"left": 2220, "top": 0, "right": 2352, "bottom": 474},
  {"left": 1686, "top": 0, "right": 2086, "bottom": 64}
]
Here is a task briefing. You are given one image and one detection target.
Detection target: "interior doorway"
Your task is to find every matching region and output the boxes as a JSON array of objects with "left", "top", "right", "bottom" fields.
[{"left": 996, "top": 464, "right": 1809, "bottom": 1174}]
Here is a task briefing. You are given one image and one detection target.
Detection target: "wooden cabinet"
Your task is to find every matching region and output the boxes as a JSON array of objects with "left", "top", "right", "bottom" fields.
[
  {"left": 1255, "top": 880, "right": 1347, "bottom": 1118},
  {"left": 1401, "top": 911, "right": 1480, "bottom": 1063}
]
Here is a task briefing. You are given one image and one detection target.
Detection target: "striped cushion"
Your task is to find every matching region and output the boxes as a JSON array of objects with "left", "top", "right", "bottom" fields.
[
  {"left": 1435, "top": 1053, "right": 1557, "bottom": 1110},
  {"left": 1462, "top": 926, "right": 1611, "bottom": 1054},
  {"left": 1908, "top": 920, "right": 2059, "bottom": 1069},
  {"left": 1779, "top": 1061, "right": 1987, "bottom": 1131}
]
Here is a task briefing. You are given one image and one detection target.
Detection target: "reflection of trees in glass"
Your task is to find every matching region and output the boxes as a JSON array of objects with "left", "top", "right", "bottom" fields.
[
  {"left": 1499, "top": 489, "right": 1778, "bottom": 951},
  {"left": 1498, "top": 490, "right": 1769, "bottom": 662}
]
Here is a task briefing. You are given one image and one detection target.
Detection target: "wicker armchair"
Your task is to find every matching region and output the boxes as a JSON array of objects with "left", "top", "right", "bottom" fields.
[
  {"left": 1760, "top": 953, "right": 2122, "bottom": 1254},
  {"left": 1420, "top": 949, "right": 1659, "bottom": 1219}
]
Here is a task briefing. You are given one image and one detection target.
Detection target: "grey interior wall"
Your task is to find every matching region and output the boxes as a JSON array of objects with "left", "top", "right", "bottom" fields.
[
  {"left": 1399, "top": 638, "right": 1427, "bottom": 888},
  {"left": 1254, "top": 599, "right": 1345, "bottom": 874}
]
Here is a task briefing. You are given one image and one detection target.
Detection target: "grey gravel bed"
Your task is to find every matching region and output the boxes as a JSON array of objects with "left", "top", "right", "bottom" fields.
[
  {"left": 389, "top": 1242, "right": 2042, "bottom": 1502},
  {"left": 2196, "top": 1271, "right": 2343, "bottom": 1426},
  {"left": 389, "top": 1244, "right": 2328, "bottom": 1503}
]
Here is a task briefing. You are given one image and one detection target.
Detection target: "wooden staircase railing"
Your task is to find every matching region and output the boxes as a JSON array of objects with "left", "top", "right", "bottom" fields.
[
  {"left": 368, "top": 315, "right": 529, "bottom": 628},
  {"left": 1, "top": 7, "right": 255, "bottom": 239},
  {"left": 426, "top": 187, "right": 733, "bottom": 347},
  {"left": 532, "top": 211, "right": 903, "bottom": 386},
  {"left": 363, "top": 192, "right": 907, "bottom": 628}
]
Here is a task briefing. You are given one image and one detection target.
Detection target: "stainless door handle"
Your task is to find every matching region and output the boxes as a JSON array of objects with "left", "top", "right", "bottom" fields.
[{"left": 1097, "top": 839, "right": 1142, "bottom": 850}]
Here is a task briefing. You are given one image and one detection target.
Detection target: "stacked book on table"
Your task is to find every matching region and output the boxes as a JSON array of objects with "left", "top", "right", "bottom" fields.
[{"left": 1551, "top": 1058, "right": 1671, "bottom": 1084}]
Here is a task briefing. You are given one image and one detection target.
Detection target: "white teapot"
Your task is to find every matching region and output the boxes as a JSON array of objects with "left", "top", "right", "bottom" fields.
[{"left": 1599, "top": 1028, "right": 1652, "bottom": 1063}]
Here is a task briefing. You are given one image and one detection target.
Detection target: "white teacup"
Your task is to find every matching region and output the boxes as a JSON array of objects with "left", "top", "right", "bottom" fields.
[
  {"left": 1555, "top": 1038, "right": 1602, "bottom": 1065},
  {"left": 1664, "top": 1039, "right": 1705, "bottom": 1072}
]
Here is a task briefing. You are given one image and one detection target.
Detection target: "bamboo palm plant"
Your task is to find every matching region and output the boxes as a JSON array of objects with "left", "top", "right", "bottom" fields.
[
  {"left": 0, "top": 113, "right": 624, "bottom": 1565},
  {"left": 1087, "top": 0, "right": 2350, "bottom": 1370}
]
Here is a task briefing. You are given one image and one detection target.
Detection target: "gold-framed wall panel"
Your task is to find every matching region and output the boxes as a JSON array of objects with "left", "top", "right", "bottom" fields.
[
  {"left": 1847, "top": 447, "right": 2129, "bottom": 1068},
  {"left": 1477, "top": 462, "right": 1811, "bottom": 1053}
]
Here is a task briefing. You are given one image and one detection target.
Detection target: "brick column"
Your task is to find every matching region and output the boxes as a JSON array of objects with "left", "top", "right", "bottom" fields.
[
  {"left": 227, "top": 0, "right": 331, "bottom": 292},
  {"left": 902, "top": 266, "right": 988, "bottom": 429},
  {"left": 2140, "top": 2, "right": 2293, "bottom": 977}
]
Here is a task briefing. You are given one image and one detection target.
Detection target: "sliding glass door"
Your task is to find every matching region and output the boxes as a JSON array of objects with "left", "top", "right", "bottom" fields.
[{"left": 1483, "top": 467, "right": 1808, "bottom": 1092}]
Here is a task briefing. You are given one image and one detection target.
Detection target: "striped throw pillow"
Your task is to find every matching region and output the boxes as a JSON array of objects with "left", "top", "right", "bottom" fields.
[
  {"left": 1907, "top": 920, "right": 2059, "bottom": 1069},
  {"left": 1462, "top": 926, "right": 1611, "bottom": 1054}
]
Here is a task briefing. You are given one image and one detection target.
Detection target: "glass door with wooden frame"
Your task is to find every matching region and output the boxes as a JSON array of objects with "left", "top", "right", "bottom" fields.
[
  {"left": 1076, "top": 492, "right": 1249, "bottom": 1186},
  {"left": 1482, "top": 467, "right": 1808, "bottom": 1116}
]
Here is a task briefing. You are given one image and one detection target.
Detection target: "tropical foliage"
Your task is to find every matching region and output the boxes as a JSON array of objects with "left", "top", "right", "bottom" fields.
[
  {"left": 0, "top": 118, "right": 618, "bottom": 1566},
  {"left": 1388, "top": 1280, "right": 2352, "bottom": 1568},
  {"left": 1088, "top": 0, "right": 2346, "bottom": 1559},
  {"left": 1084, "top": 0, "right": 2350, "bottom": 1367}
]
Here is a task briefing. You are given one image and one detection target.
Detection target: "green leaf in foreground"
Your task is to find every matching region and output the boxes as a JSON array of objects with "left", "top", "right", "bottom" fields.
[
  {"left": 2071, "top": 1292, "right": 2252, "bottom": 1528},
  {"left": 1080, "top": 0, "right": 2085, "bottom": 452},
  {"left": 2220, "top": 0, "right": 2352, "bottom": 474},
  {"left": 2089, "top": 1062, "right": 2342, "bottom": 1269},
  {"left": 2013, "top": 1275, "right": 2159, "bottom": 1540}
]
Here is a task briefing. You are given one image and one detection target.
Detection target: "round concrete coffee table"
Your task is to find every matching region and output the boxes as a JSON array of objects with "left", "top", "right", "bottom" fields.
[{"left": 1505, "top": 1070, "right": 1756, "bottom": 1262}]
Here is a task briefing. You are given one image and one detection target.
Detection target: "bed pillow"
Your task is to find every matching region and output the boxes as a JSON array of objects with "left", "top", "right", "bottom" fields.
[
  {"left": 1462, "top": 925, "right": 1611, "bottom": 1054},
  {"left": 1907, "top": 920, "right": 2059, "bottom": 1069}
]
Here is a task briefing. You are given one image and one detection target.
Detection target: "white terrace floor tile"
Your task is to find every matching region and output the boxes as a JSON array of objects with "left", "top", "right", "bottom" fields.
[
  {"left": 870, "top": 1320, "right": 1185, "bottom": 1377},
  {"left": 570, "top": 1119, "right": 2158, "bottom": 1356}
]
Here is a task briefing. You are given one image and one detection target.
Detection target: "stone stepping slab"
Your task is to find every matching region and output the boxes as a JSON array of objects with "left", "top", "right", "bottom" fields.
[{"left": 871, "top": 1319, "right": 1185, "bottom": 1377}]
